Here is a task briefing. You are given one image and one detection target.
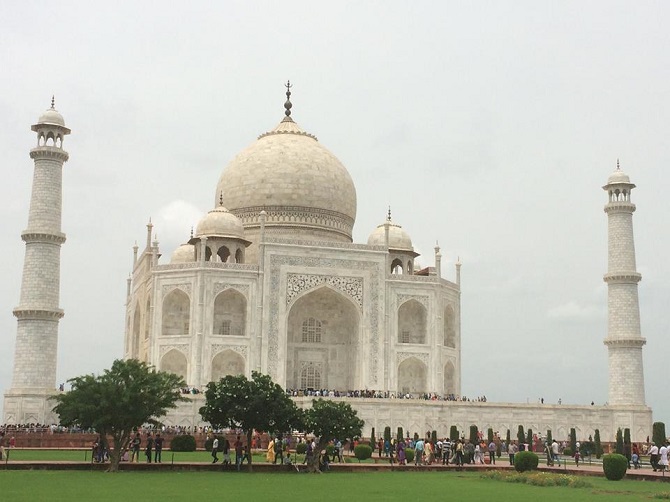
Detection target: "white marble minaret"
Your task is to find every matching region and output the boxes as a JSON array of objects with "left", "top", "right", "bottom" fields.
[
  {"left": 3, "top": 99, "right": 70, "bottom": 424},
  {"left": 603, "top": 162, "right": 646, "bottom": 406}
]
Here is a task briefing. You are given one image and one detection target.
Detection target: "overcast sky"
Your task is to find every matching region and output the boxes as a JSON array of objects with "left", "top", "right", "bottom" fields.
[{"left": 1, "top": 1, "right": 668, "bottom": 429}]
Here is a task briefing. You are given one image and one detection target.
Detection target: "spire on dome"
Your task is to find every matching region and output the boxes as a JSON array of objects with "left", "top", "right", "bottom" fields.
[
  {"left": 617, "top": 158, "right": 620, "bottom": 170},
  {"left": 283, "top": 80, "right": 293, "bottom": 118},
  {"left": 387, "top": 206, "right": 392, "bottom": 222},
  {"left": 219, "top": 191, "right": 224, "bottom": 206},
  {"left": 51, "top": 95, "right": 55, "bottom": 109}
]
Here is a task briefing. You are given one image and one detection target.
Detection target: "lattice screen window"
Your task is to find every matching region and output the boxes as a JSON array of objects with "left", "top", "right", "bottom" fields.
[
  {"left": 302, "top": 318, "right": 322, "bottom": 343},
  {"left": 219, "top": 320, "right": 231, "bottom": 336},
  {"left": 400, "top": 330, "right": 410, "bottom": 343},
  {"left": 300, "top": 364, "right": 322, "bottom": 389}
]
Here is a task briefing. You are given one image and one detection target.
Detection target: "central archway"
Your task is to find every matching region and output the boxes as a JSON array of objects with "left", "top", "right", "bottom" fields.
[{"left": 286, "top": 286, "right": 360, "bottom": 390}]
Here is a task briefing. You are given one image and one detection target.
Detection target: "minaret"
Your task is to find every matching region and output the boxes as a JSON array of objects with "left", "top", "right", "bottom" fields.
[
  {"left": 3, "top": 99, "right": 70, "bottom": 424},
  {"left": 603, "top": 161, "right": 646, "bottom": 406}
]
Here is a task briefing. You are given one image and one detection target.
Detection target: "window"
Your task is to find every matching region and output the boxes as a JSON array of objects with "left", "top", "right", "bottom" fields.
[
  {"left": 300, "top": 364, "right": 321, "bottom": 389},
  {"left": 219, "top": 320, "right": 231, "bottom": 336},
  {"left": 302, "top": 318, "right": 322, "bottom": 343},
  {"left": 400, "top": 330, "right": 410, "bottom": 343}
]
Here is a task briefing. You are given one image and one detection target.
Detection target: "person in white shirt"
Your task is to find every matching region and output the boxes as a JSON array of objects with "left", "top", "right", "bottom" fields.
[
  {"left": 659, "top": 444, "right": 669, "bottom": 472},
  {"left": 650, "top": 444, "right": 660, "bottom": 471}
]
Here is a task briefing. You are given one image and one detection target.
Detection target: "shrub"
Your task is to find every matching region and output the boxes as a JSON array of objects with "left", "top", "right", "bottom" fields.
[
  {"left": 603, "top": 453, "right": 628, "bottom": 481},
  {"left": 469, "top": 425, "right": 479, "bottom": 445},
  {"left": 170, "top": 434, "right": 196, "bottom": 452},
  {"left": 514, "top": 451, "right": 539, "bottom": 472},
  {"left": 563, "top": 447, "right": 573, "bottom": 457},
  {"left": 296, "top": 442, "right": 307, "bottom": 455},
  {"left": 354, "top": 444, "right": 372, "bottom": 462},
  {"left": 405, "top": 448, "right": 415, "bottom": 463},
  {"left": 325, "top": 444, "right": 335, "bottom": 457}
]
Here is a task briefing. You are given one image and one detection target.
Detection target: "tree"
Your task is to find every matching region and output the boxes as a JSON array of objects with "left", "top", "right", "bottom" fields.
[
  {"left": 302, "top": 399, "right": 364, "bottom": 472},
  {"left": 487, "top": 428, "right": 494, "bottom": 443},
  {"left": 527, "top": 429, "right": 533, "bottom": 450},
  {"left": 594, "top": 429, "right": 603, "bottom": 459},
  {"left": 383, "top": 426, "right": 392, "bottom": 445},
  {"left": 397, "top": 427, "right": 404, "bottom": 444},
  {"left": 370, "top": 427, "right": 376, "bottom": 446},
  {"left": 546, "top": 429, "right": 553, "bottom": 445},
  {"left": 569, "top": 428, "right": 577, "bottom": 453},
  {"left": 431, "top": 430, "right": 438, "bottom": 445},
  {"left": 517, "top": 425, "right": 525, "bottom": 445},
  {"left": 450, "top": 426, "right": 460, "bottom": 441},
  {"left": 506, "top": 429, "right": 511, "bottom": 445},
  {"left": 199, "top": 371, "right": 302, "bottom": 472},
  {"left": 615, "top": 428, "right": 624, "bottom": 455},
  {"left": 653, "top": 422, "right": 666, "bottom": 447},
  {"left": 52, "top": 359, "right": 186, "bottom": 472},
  {"left": 469, "top": 425, "right": 479, "bottom": 445}
]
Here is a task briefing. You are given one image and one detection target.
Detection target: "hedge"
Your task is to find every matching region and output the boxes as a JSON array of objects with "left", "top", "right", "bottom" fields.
[
  {"left": 514, "top": 451, "right": 539, "bottom": 472},
  {"left": 603, "top": 454, "right": 627, "bottom": 481}
]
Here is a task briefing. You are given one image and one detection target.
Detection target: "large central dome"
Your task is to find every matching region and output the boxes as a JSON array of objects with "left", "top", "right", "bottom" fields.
[{"left": 215, "top": 101, "right": 357, "bottom": 254}]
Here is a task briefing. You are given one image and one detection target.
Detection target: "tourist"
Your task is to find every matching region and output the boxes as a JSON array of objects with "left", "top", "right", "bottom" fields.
[
  {"left": 442, "top": 439, "right": 451, "bottom": 465},
  {"left": 154, "top": 433, "right": 163, "bottom": 463},
  {"left": 508, "top": 441, "right": 517, "bottom": 465},
  {"left": 424, "top": 440, "right": 433, "bottom": 464},
  {"left": 659, "top": 443, "right": 669, "bottom": 473},
  {"left": 234, "top": 436, "right": 244, "bottom": 471},
  {"left": 397, "top": 440, "right": 406, "bottom": 465},
  {"left": 131, "top": 433, "right": 141, "bottom": 463},
  {"left": 222, "top": 437, "right": 231, "bottom": 466},
  {"left": 267, "top": 437, "right": 275, "bottom": 463},
  {"left": 455, "top": 439, "right": 464, "bottom": 466},
  {"left": 211, "top": 436, "right": 219, "bottom": 463},
  {"left": 274, "top": 435, "right": 283, "bottom": 464},
  {"left": 488, "top": 440, "right": 496, "bottom": 465},
  {"left": 650, "top": 443, "right": 659, "bottom": 471},
  {"left": 414, "top": 437, "right": 425, "bottom": 465},
  {"left": 551, "top": 439, "right": 560, "bottom": 466},
  {"left": 145, "top": 432, "right": 153, "bottom": 463},
  {"left": 632, "top": 444, "right": 640, "bottom": 469}
]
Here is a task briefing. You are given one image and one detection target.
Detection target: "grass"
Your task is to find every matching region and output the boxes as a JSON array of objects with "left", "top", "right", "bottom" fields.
[{"left": 0, "top": 470, "right": 669, "bottom": 501}]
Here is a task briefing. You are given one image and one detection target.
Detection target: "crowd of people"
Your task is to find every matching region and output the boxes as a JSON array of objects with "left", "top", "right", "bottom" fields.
[{"left": 284, "top": 388, "right": 488, "bottom": 402}]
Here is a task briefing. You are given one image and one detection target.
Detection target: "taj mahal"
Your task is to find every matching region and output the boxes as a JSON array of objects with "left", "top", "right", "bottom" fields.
[{"left": 2, "top": 86, "right": 653, "bottom": 441}]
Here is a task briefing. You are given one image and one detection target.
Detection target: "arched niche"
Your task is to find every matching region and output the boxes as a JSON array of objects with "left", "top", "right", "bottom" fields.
[
  {"left": 144, "top": 297, "right": 151, "bottom": 340},
  {"left": 286, "top": 286, "right": 360, "bottom": 390},
  {"left": 391, "top": 257, "right": 404, "bottom": 274},
  {"left": 211, "top": 349, "right": 245, "bottom": 382},
  {"left": 213, "top": 289, "right": 246, "bottom": 337},
  {"left": 217, "top": 245, "right": 230, "bottom": 263},
  {"left": 444, "top": 305, "right": 456, "bottom": 347},
  {"left": 397, "top": 357, "right": 427, "bottom": 395},
  {"left": 398, "top": 299, "right": 427, "bottom": 344},
  {"left": 161, "top": 289, "right": 190, "bottom": 336},
  {"left": 160, "top": 349, "right": 188, "bottom": 381},
  {"left": 132, "top": 303, "right": 141, "bottom": 358},
  {"left": 300, "top": 362, "right": 322, "bottom": 389},
  {"left": 443, "top": 361, "right": 455, "bottom": 396}
]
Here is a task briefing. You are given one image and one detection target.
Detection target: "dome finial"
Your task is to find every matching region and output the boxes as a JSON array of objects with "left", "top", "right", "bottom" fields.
[
  {"left": 284, "top": 80, "right": 293, "bottom": 117},
  {"left": 51, "top": 95, "right": 55, "bottom": 109},
  {"left": 616, "top": 158, "right": 620, "bottom": 171},
  {"left": 190, "top": 226, "right": 194, "bottom": 238},
  {"left": 219, "top": 191, "right": 224, "bottom": 206},
  {"left": 387, "top": 206, "right": 392, "bottom": 222}
]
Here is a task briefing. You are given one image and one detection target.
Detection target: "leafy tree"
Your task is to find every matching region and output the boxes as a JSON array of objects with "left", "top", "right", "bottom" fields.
[
  {"left": 526, "top": 428, "right": 533, "bottom": 449},
  {"left": 653, "top": 422, "right": 666, "bottom": 447},
  {"left": 52, "top": 359, "right": 186, "bottom": 472},
  {"left": 370, "top": 427, "right": 376, "bottom": 447},
  {"left": 517, "top": 425, "right": 525, "bottom": 445},
  {"left": 450, "top": 426, "right": 459, "bottom": 441},
  {"left": 615, "top": 428, "right": 624, "bottom": 455},
  {"left": 383, "top": 426, "right": 392, "bottom": 444},
  {"left": 199, "top": 371, "right": 302, "bottom": 472},
  {"left": 302, "top": 399, "right": 364, "bottom": 472},
  {"left": 431, "top": 430, "right": 437, "bottom": 445},
  {"left": 397, "top": 427, "right": 404, "bottom": 444},
  {"left": 469, "top": 425, "right": 479, "bottom": 445},
  {"left": 487, "top": 428, "right": 494, "bottom": 443},
  {"left": 594, "top": 429, "right": 603, "bottom": 459},
  {"left": 505, "top": 429, "right": 511, "bottom": 445},
  {"left": 546, "top": 429, "right": 553, "bottom": 445}
]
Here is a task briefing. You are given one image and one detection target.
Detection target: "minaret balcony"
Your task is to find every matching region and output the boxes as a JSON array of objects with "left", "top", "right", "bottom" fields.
[
  {"left": 13, "top": 307, "right": 64, "bottom": 320},
  {"left": 29, "top": 147, "right": 69, "bottom": 162},
  {"left": 603, "top": 272, "right": 642, "bottom": 283},
  {"left": 603, "top": 337, "right": 646, "bottom": 348},
  {"left": 21, "top": 231, "right": 66, "bottom": 244}
]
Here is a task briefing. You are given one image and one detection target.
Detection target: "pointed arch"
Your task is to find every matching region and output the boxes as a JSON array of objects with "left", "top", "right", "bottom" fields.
[
  {"left": 398, "top": 356, "right": 427, "bottom": 395},
  {"left": 144, "top": 297, "right": 151, "bottom": 340},
  {"left": 391, "top": 258, "right": 404, "bottom": 274},
  {"left": 444, "top": 305, "right": 456, "bottom": 347},
  {"left": 213, "top": 289, "right": 246, "bottom": 337},
  {"left": 443, "top": 360, "right": 455, "bottom": 396},
  {"left": 300, "top": 363, "right": 321, "bottom": 389},
  {"left": 160, "top": 349, "right": 188, "bottom": 380},
  {"left": 211, "top": 349, "right": 245, "bottom": 382},
  {"left": 217, "top": 245, "right": 230, "bottom": 263},
  {"left": 132, "top": 302, "right": 141, "bottom": 358},
  {"left": 235, "top": 248, "right": 243, "bottom": 263},
  {"left": 286, "top": 285, "right": 360, "bottom": 390},
  {"left": 162, "top": 289, "right": 190, "bottom": 336},
  {"left": 398, "top": 299, "right": 427, "bottom": 344}
]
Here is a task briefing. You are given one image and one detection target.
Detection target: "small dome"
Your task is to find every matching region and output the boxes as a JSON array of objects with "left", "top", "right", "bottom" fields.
[
  {"left": 37, "top": 108, "right": 66, "bottom": 127},
  {"left": 607, "top": 169, "right": 631, "bottom": 184},
  {"left": 170, "top": 243, "right": 195, "bottom": 263},
  {"left": 196, "top": 205, "right": 246, "bottom": 240},
  {"left": 367, "top": 221, "right": 414, "bottom": 251}
]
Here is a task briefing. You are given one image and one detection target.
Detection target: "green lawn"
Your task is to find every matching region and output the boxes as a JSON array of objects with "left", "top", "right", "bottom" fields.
[{"left": 0, "top": 471, "right": 669, "bottom": 501}]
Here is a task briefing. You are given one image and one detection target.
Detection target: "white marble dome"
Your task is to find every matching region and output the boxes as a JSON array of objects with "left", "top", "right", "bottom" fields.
[
  {"left": 37, "top": 108, "right": 66, "bottom": 127},
  {"left": 196, "top": 205, "right": 245, "bottom": 240},
  {"left": 215, "top": 116, "right": 357, "bottom": 241},
  {"left": 367, "top": 221, "right": 414, "bottom": 251},
  {"left": 608, "top": 168, "right": 631, "bottom": 184},
  {"left": 170, "top": 243, "right": 195, "bottom": 263}
]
